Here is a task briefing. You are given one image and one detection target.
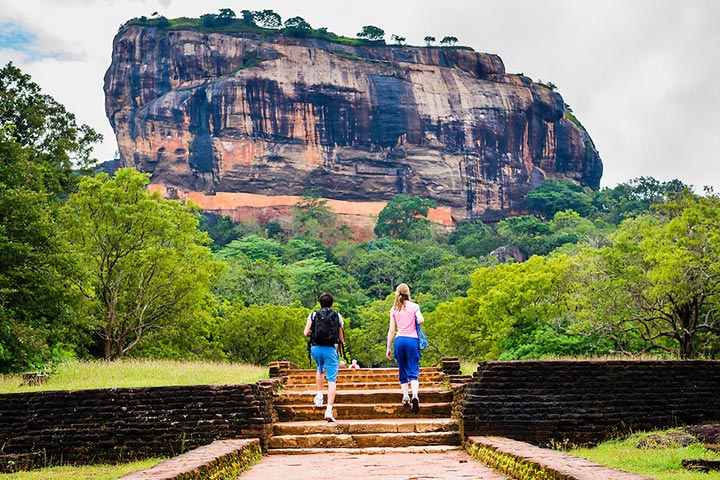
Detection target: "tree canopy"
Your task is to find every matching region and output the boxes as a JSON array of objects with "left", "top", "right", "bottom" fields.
[
  {"left": 65, "top": 169, "right": 223, "bottom": 360},
  {"left": 357, "top": 25, "right": 385, "bottom": 40},
  {"left": 374, "top": 194, "right": 436, "bottom": 240}
]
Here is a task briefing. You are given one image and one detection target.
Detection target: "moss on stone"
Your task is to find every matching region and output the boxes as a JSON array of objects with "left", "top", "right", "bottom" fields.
[{"left": 467, "top": 443, "right": 557, "bottom": 480}]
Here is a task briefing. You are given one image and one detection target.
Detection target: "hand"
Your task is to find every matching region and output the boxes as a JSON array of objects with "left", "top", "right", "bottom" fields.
[{"left": 386, "top": 348, "right": 393, "bottom": 360}]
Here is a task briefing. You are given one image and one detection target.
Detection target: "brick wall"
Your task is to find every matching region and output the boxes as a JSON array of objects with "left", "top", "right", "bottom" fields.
[
  {"left": 460, "top": 360, "right": 720, "bottom": 446},
  {"left": 0, "top": 382, "right": 277, "bottom": 466}
]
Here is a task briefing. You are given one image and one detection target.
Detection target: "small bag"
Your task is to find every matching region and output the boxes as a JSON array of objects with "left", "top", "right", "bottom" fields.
[{"left": 416, "top": 318, "right": 427, "bottom": 350}]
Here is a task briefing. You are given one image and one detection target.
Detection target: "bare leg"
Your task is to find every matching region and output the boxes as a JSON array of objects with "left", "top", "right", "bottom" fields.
[
  {"left": 324, "top": 381, "right": 337, "bottom": 422},
  {"left": 327, "top": 381, "right": 337, "bottom": 406},
  {"left": 316, "top": 369, "right": 324, "bottom": 393}
]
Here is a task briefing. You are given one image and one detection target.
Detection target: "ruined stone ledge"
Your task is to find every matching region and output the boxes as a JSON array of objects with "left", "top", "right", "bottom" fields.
[
  {"left": 466, "top": 436, "right": 652, "bottom": 480},
  {"left": 118, "top": 438, "right": 261, "bottom": 480}
]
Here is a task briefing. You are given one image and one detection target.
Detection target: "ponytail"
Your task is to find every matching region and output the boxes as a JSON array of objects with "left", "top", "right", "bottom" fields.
[{"left": 393, "top": 283, "right": 411, "bottom": 311}]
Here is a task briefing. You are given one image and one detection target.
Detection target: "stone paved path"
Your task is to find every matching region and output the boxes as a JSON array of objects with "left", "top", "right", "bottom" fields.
[{"left": 237, "top": 451, "right": 509, "bottom": 479}]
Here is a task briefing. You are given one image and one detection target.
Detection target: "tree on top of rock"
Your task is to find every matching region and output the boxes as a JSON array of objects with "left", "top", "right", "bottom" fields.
[
  {"left": 358, "top": 25, "right": 385, "bottom": 41},
  {"left": 440, "top": 36, "right": 458, "bottom": 46}
]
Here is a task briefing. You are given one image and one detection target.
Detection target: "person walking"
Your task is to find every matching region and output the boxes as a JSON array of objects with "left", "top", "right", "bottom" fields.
[
  {"left": 386, "top": 283, "right": 424, "bottom": 413},
  {"left": 304, "top": 292, "right": 344, "bottom": 422}
]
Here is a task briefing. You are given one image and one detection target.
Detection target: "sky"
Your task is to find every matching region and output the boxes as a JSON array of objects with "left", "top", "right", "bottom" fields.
[{"left": 1, "top": 0, "right": 719, "bottom": 190}]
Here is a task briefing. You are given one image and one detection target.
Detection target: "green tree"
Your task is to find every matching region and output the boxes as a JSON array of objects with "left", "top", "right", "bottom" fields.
[
  {"left": 291, "top": 188, "right": 338, "bottom": 242},
  {"left": 287, "top": 257, "right": 362, "bottom": 311},
  {"left": 218, "top": 8, "right": 236, "bottom": 22},
  {"left": 424, "top": 36, "right": 436, "bottom": 46},
  {"left": 0, "top": 64, "right": 101, "bottom": 372},
  {"left": 198, "top": 214, "right": 241, "bottom": 249},
  {"left": 253, "top": 9, "right": 282, "bottom": 28},
  {"left": 200, "top": 13, "right": 218, "bottom": 28},
  {"left": 440, "top": 36, "right": 458, "bottom": 46},
  {"left": 374, "top": 194, "right": 436, "bottom": 240},
  {"left": 592, "top": 176, "right": 691, "bottom": 225},
  {"left": 358, "top": 25, "right": 385, "bottom": 40},
  {"left": 448, "top": 220, "right": 503, "bottom": 258},
  {"left": 495, "top": 215, "right": 554, "bottom": 256},
  {"left": 213, "top": 255, "right": 294, "bottom": 306},
  {"left": 65, "top": 169, "right": 223, "bottom": 360},
  {"left": 216, "top": 235, "right": 282, "bottom": 261},
  {"left": 217, "top": 302, "right": 310, "bottom": 365},
  {"left": 0, "top": 62, "right": 101, "bottom": 194},
  {"left": 0, "top": 126, "right": 83, "bottom": 371},
  {"left": 390, "top": 34, "right": 406, "bottom": 45},
  {"left": 350, "top": 239, "right": 409, "bottom": 299},
  {"left": 572, "top": 193, "right": 720, "bottom": 358},
  {"left": 427, "top": 255, "right": 572, "bottom": 360},
  {"left": 283, "top": 16, "right": 312, "bottom": 36},
  {"left": 525, "top": 179, "right": 596, "bottom": 219},
  {"left": 239, "top": 10, "right": 255, "bottom": 25}
]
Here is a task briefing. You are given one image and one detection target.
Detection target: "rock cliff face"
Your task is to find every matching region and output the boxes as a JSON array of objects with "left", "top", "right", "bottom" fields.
[{"left": 104, "top": 25, "right": 602, "bottom": 238}]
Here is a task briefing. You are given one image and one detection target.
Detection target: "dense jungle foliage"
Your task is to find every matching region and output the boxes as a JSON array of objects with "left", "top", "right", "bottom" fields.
[{"left": 2, "top": 62, "right": 719, "bottom": 374}]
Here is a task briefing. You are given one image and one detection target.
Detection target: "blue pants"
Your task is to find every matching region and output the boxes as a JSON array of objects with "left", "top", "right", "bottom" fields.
[
  {"left": 394, "top": 336, "right": 420, "bottom": 384},
  {"left": 311, "top": 345, "right": 339, "bottom": 382}
]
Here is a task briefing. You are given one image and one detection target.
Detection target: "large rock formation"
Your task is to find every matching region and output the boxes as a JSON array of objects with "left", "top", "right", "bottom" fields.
[{"left": 104, "top": 25, "right": 602, "bottom": 238}]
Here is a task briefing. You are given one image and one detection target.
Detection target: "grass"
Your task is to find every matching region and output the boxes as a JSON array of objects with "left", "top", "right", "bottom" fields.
[
  {"left": 0, "top": 359, "right": 268, "bottom": 394},
  {"left": 569, "top": 429, "right": 720, "bottom": 480},
  {"left": 460, "top": 359, "right": 477, "bottom": 376},
  {"left": 0, "top": 458, "right": 164, "bottom": 480}
]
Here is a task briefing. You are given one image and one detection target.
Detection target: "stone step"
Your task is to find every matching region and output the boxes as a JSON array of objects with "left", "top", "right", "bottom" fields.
[
  {"left": 274, "top": 389, "right": 452, "bottom": 405},
  {"left": 268, "top": 430, "right": 461, "bottom": 449},
  {"left": 275, "top": 402, "right": 452, "bottom": 422},
  {"left": 287, "top": 367, "right": 444, "bottom": 380},
  {"left": 283, "top": 374, "right": 445, "bottom": 387},
  {"left": 267, "top": 445, "right": 463, "bottom": 455},
  {"left": 281, "top": 381, "right": 444, "bottom": 391},
  {"left": 273, "top": 418, "right": 459, "bottom": 436}
]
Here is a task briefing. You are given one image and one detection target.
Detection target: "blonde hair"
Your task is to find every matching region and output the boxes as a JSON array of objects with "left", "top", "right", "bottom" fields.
[{"left": 393, "top": 283, "right": 411, "bottom": 311}]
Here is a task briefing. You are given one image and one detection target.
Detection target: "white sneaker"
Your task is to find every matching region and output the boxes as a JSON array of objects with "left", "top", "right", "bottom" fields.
[
  {"left": 313, "top": 392, "right": 323, "bottom": 407},
  {"left": 324, "top": 405, "right": 336, "bottom": 422}
]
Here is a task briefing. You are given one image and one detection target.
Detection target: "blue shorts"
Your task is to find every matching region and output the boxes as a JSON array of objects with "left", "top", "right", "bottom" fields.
[{"left": 311, "top": 345, "right": 339, "bottom": 383}]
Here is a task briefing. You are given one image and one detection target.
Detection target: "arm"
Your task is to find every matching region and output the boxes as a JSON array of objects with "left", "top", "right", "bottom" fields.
[
  {"left": 337, "top": 313, "right": 345, "bottom": 353},
  {"left": 303, "top": 313, "right": 313, "bottom": 338},
  {"left": 386, "top": 312, "right": 396, "bottom": 360},
  {"left": 415, "top": 306, "right": 424, "bottom": 325}
]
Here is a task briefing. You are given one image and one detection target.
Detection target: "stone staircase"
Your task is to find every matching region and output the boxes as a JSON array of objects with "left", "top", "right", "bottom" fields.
[{"left": 268, "top": 366, "right": 462, "bottom": 454}]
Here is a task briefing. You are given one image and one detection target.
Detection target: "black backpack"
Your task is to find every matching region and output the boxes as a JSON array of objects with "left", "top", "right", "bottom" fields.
[{"left": 311, "top": 308, "right": 340, "bottom": 346}]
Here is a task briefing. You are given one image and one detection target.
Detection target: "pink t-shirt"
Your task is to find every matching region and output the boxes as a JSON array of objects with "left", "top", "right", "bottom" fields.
[{"left": 390, "top": 301, "right": 424, "bottom": 338}]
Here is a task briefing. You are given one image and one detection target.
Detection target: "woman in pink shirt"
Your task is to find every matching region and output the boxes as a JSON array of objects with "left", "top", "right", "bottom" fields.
[{"left": 386, "top": 283, "right": 424, "bottom": 413}]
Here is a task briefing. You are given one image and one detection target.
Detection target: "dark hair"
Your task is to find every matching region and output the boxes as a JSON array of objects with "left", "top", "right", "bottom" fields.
[{"left": 319, "top": 292, "right": 334, "bottom": 308}]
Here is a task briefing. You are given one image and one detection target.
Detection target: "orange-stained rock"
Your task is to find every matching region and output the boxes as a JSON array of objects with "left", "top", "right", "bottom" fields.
[{"left": 148, "top": 184, "right": 453, "bottom": 241}]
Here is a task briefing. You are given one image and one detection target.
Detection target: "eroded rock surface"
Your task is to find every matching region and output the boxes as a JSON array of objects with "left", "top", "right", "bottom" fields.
[{"left": 104, "top": 26, "right": 602, "bottom": 237}]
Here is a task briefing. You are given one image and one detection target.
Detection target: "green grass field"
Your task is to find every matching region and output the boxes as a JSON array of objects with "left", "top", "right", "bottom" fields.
[
  {"left": 569, "top": 430, "right": 720, "bottom": 479},
  {"left": 0, "top": 359, "right": 268, "bottom": 393},
  {"left": 0, "top": 458, "right": 164, "bottom": 480},
  {"left": 0, "top": 360, "right": 267, "bottom": 479}
]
